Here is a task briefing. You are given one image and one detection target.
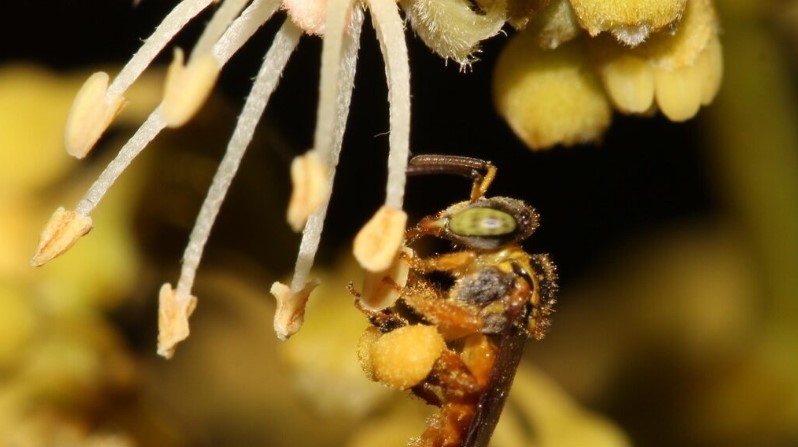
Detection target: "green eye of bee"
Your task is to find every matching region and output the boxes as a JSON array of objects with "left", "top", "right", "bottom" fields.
[{"left": 449, "top": 207, "right": 517, "bottom": 237}]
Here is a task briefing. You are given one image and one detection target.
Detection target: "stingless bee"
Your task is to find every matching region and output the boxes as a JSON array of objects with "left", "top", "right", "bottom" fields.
[{"left": 354, "top": 154, "right": 558, "bottom": 447}]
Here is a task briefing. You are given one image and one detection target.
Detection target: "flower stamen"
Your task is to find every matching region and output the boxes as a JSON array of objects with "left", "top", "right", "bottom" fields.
[
  {"left": 172, "top": 18, "right": 303, "bottom": 309},
  {"left": 274, "top": 1, "right": 364, "bottom": 313},
  {"left": 368, "top": 0, "right": 411, "bottom": 212},
  {"left": 76, "top": 108, "right": 167, "bottom": 218},
  {"left": 350, "top": 0, "right": 412, "bottom": 274},
  {"left": 161, "top": 0, "right": 257, "bottom": 127},
  {"left": 191, "top": 0, "right": 251, "bottom": 58},
  {"left": 35, "top": 0, "right": 282, "bottom": 269},
  {"left": 108, "top": 0, "right": 216, "bottom": 100},
  {"left": 64, "top": 0, "right": 216, "bottom": 158}
]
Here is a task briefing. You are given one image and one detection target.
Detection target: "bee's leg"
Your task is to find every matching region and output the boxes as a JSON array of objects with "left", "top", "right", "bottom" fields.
[
  {"left": 353, "top": 297, "right": 408, "bottom": 332},
  {"left": 459, "top": 334, "right": 498, "bottom": 388},
  {"left": 470, "top": 163, "right": 496, "bottom": 201},
  {"left": 528, "top": 253, "right": 559, "bottom": 340},
  {"left": 530, "top": 253, "right": 558, "bottom": 306},
  {"left": 413, "top": 402, "right": 474, "bottom": 447},
  {"left": 402, "top": 287, "right": 483, "bottom": 340},
  {"left": 412, "top": 346, "right": 493, "bottom": 447},
  {"left": 411, "top": 346, "right": 486, "bottom": 403},
  {"left": 431, "top": 350, "right": 484, "bottom": 398},
  {"left": 405, "top": 251, "right": 477, "bottom": 275}
]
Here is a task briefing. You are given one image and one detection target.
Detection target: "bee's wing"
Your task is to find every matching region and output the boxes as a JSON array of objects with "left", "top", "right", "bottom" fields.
[{"left": 462, "top": 322, "right": 527, "bottom": 447}]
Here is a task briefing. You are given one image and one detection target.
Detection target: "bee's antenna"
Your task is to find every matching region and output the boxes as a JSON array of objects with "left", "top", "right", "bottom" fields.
[{"left": 406, "top": 154, "right": 496, "bottom": 201}]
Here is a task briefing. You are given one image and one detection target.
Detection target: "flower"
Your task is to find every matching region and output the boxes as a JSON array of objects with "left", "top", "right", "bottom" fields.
[
  {"left": 494, "top": 0, "right": 723, "bottom": 149},
  {"left": 30, "top": 0, "right": 512, "bottom": 358}
]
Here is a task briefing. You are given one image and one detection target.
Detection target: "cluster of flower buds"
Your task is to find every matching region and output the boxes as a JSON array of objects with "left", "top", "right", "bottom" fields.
[{"left": 492, "top": 0, "right": 723, "bottom": 149}]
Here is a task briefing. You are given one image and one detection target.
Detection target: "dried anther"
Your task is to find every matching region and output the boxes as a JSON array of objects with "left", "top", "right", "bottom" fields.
[
  {"left": 30, "top": 207, "right": 93, "bottom": 267},
  {"left": 287, "top": 151, "right": 330, "bottom": 232},
  {"left": 354, "top": 206, "right": 408, "bottom": 273},
  {"left": 161, "top": 49, "right": 221, "bottom": 127},
  {"left": 270, "top": 279, "right": 320, "bottom": 341},
  {"left": 64, "top": 72, "right": 126, "bottom": 159},
  {"left": 157, "top": 283, "right": 198, "bottom": 359},
  {"left": 357, "top": 246, "right": 413, "bottom": 311}
]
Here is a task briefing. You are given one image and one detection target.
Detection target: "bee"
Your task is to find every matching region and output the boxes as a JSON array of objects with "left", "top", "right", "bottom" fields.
[{"left": 354, "top": 154, "right": 558, "bottom": 447}]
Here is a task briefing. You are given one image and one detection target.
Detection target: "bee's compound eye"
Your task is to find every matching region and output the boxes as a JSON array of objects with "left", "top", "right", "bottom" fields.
[{"left": 449, "top": 207, "right": 517, "bottom": 237}]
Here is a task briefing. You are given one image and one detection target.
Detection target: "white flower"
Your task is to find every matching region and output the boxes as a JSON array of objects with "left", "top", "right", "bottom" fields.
[{"left": 33, "top": 0, "right": 415, "bottom": 356}]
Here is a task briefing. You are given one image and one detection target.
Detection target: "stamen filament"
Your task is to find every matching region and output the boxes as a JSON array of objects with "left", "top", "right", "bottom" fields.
[
  {"left": 288, "top": 4, "right": 364, "bottom": 294},
  {"left": 312, "top": 0, "right": 356, "bottom": 166},
  {"left": 107, "top": 0, "right": 214, "bottom": 100},
  {"left": 191, "top": 0, "right": 251, "bottom": 59},
  {"left": 74, "top": 0, "right": 280, "bottom": 217},
  {"left": 175, "top": 19, "right": 303, "bottom": 300},
  {"left": 368, "top": 0, "right": 411, "bottom": 209},
  {"left": 214, "top": 0, "right": 282, "bottom": 64},
  {"left": 75, "top": 110, "right": 167, "bottom": 216}
]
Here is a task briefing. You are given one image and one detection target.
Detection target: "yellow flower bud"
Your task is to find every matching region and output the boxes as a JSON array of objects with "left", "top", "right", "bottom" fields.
[
  {"left": 652, "top": 32, "right": 723, "bottom": 121},
  {"left": 696, "top": 35, "right": 723, "bottom": 106},
  {"left": 592, "top": 38, "right": 655, "bottom": 114},
  {"left": 653, "top": 60, "right": 703, "bottom": 122},
  {"left": 569, "top": 0, "right": 687, "bottom": 45},
  {"left": 638, "top": 0, "right": 719, "bottom": 70},
  {"left": 494, "top": 36, "right": 611, "bottom": 149}
]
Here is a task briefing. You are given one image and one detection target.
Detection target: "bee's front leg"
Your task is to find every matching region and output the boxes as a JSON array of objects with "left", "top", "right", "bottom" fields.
[
  {"left": 406, "top": 251, "right": 477, "bottom": 276},
  {"left": 401, "top": 284, "right": 484, "bottom": 340}
]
